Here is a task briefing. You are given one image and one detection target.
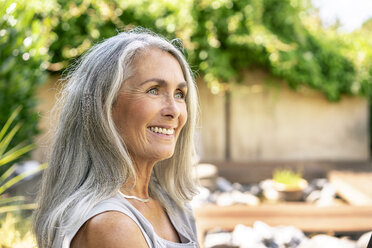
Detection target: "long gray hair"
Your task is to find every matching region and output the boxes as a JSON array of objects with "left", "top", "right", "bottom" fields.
[{"left": 33, "top": 29, "right": 199, "bottom": 248}]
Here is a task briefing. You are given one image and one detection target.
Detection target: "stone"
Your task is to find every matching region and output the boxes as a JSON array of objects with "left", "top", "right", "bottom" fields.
[
  {"left": 262, "top": 238, "right": 279, "bottom": 248},
  {"left": 316, "top": 183, "right": 337, "bottom": 206},
  {"left": 209, "top": 191, "right": 220, "bottom": 203},
  {"left": 230, "top": 190, "right": 260, "bottom": 206},
  {"left": 216, "top": 192, "right": 234, "bottom": 206},
  {"left": 232, "top": 224, "right": 263, "bottom": 247},
  {"left": 304, "top": 178, "right": 327, "bottom": 197},
  {"left": 253, "top": 221, "right": 274, "bottom": 240},
  {"left": 298, "top": 234, "right": 356, "bottom": 248},
  {"left": 190, "top": 186, "right": 211, "bottom": 207},
  {"left": 193, "top": 163, "right": 218, "bottom": 191},
  {"left": 312, "top": 178, "right": 329, "bottom": 190},
  {"left": 356, "top": 231, "right": 372, "bottom": 248},
  {"left": 263, "top": 188, "right": 280, "bottom": 202},
  {"left": 272, "top": 225, "right": 307, "bottom": 248},
  {"left": 204, "top": 231, "right": 234, "bottom": 248},
  {"left": 232, "top": 182, "right": 245, "bottom": 192},
  {"left": 260, "top": 179, "right": 275, "bottom": 190},
  {"left": 305, "top": 190, "right": 321, "bottom": 203},
  {"left": 208, "top": 222, "right": 361, "bottom": 248},
  {"left": 216, "top": 177, "right": 235, "bottom": 192},
  {"left": 248, "top": 184, "right": 262, "bottom": 196},
  {"left": 232, "top": 182, "right": 262, "bottom": 196},
  {"left": 260, "top": 179, "right": 280, "bottom": 202}
]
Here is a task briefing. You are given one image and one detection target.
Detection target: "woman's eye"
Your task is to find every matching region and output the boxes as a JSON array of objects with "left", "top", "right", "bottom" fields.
[
  {"left": 147, "top": 88, "right": 158, "bottom": 95},
  {"left": 175, "top": 91, "right": 186, "bottom": 100}
]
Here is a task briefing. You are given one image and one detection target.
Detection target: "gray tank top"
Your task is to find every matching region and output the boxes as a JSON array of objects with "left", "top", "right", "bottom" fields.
[{"left": 58, "top": 193, "right": 198, "bottom": 248}]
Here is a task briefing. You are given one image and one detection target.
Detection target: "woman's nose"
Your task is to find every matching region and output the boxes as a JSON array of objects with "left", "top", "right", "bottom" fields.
[{"left": 161, "top": 95, "right": 180, "bottom": 119}]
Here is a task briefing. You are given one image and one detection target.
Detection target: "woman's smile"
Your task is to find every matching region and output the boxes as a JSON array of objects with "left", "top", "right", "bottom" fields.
[{"left": 148, "top": 126, "right": 175, "bottom": 136}]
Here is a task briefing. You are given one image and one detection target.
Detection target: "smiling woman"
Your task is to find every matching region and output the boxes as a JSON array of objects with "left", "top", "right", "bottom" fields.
[
  {"left": 112, "top": 48, "right": 188, "bottom": 164},
  {"left": 33, "top": 29, "right": 199, "bottom": 248}
]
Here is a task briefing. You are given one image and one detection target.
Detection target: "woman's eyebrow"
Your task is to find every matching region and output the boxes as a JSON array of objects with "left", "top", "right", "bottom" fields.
[{"left": 140, "top": 78, "right": 188, "bottom": 89}]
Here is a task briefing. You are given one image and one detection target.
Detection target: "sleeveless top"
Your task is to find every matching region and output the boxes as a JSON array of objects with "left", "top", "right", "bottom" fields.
[{"left": 55, "top": 192, "right": 199, "bottom": 248}]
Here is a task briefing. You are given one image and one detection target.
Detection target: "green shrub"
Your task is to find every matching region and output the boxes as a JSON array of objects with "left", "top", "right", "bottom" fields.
[
  {"left": 0, "top": 0, "right": 56, "bottom": 149},
  {"left": 189, "top": 0, "right": 360, "bottom": 100},
  {"left": 48, "top": 0, "right": 192, "bottom": 68},
  {"left": 12, "top": 0, "right": 370, "bottom": 103}
]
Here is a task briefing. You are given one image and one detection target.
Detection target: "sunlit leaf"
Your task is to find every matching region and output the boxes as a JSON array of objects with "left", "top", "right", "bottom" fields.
[{"left": 0, "top": 163, "right": 47, "bottom": 195}]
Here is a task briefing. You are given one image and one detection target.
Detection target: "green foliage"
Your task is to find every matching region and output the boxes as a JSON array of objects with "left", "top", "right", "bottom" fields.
[
  {"left": 48, "top": 0, "right": 193, "bottom": 69},
  {"left": 44, "top": 0, "right": 371, "bottom": 101},
  {"left": 0, "top": 0, "right": 56, "bottom": 148},
  {"left": 0, "top": 213, "right": 36, "bottom": 248},
  {"left": 0, "top": 107, "right": 47, "bottom": 214},
  {"left": 190, "top": 0, "right": 360, "bottom": 100}
]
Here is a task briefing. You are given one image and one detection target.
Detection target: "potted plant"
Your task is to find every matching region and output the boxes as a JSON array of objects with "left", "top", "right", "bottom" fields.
[{"left": 272, "top": 169, "right": 308, "bottom": 201}]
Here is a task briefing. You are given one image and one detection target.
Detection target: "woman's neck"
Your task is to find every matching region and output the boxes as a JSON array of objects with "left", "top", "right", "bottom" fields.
[{"left": 121, "top": 160, "right": 155, "bottom": 198}]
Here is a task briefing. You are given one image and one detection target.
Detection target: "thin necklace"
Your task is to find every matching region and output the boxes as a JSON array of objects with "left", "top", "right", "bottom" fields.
[{"left": 119, "top": 191, "right": 150, "bottom": 203}]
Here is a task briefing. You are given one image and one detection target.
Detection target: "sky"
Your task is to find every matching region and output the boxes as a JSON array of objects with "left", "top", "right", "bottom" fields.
[{"left": 312, "top": 0, "right": 372, "bottom": 32}]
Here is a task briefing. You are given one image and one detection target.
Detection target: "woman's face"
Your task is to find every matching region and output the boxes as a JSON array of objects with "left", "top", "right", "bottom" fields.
[{"left": 112, "top": 48, "right": 188, "bottom": 164}]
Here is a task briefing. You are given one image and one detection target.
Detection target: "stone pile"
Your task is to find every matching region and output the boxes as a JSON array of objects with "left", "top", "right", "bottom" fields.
[
  {"left": 191, "top": 177, "right": 261, "bottom": 207},
  {"left": 260, "top": 177, "right": 338, "bottom": 206},
  {"left": 191, "top": 176, "right": 338, "bottom": 207},
  {"left": 191, "top": 176, "right": 371, "bottom": 248},
  {"left": 203, "top": 221, "right": 371, "bottom": 248}
]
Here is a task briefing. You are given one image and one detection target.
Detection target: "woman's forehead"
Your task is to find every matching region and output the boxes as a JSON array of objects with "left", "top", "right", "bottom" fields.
[{"left": 127, "top": 48, "right": 186, "bottom": 84}]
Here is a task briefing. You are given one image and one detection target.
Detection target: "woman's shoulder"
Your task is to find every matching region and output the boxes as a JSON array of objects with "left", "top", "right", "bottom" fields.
[{"left": 71, "top": 211, "right": 149, "bottom": 248}]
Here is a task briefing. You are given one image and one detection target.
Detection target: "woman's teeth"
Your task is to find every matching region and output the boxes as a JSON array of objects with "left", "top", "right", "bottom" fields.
[{"left": 149, "top": 127, "right": 174, "bottom": 135}]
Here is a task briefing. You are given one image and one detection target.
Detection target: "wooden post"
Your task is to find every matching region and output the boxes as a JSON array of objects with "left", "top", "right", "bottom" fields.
[{"left": 225, "top": 89, "right": 231, "bottom": 161}]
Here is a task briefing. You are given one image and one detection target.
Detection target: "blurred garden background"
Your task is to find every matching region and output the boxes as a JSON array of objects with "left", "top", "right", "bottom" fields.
[{"left": 1, "top": 0, "right": 372, "bottom": 247}]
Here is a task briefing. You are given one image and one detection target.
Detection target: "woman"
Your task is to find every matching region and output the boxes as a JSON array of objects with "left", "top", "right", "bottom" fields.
[{"left": 33, "top": 29, "right": 199, "bottom": 248}]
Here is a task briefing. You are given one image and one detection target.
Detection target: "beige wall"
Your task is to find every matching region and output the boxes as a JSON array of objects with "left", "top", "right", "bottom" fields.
[
  {"left": 199, "top": 69, "right": 370, "bottom": 162},
  {"left": 197, "top": 80, "right": 226, "bottom": 161},
  {"left": 33, "top": 72, "right": 370, "bottom": 163}
]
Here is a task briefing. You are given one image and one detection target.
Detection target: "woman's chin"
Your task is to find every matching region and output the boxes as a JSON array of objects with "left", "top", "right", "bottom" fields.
[
  {"left": 154, "top": 150, "right": 176, "bottom": 162},
  {"left": 135, "top": 150, "right": 175, "bottom": 164}
]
